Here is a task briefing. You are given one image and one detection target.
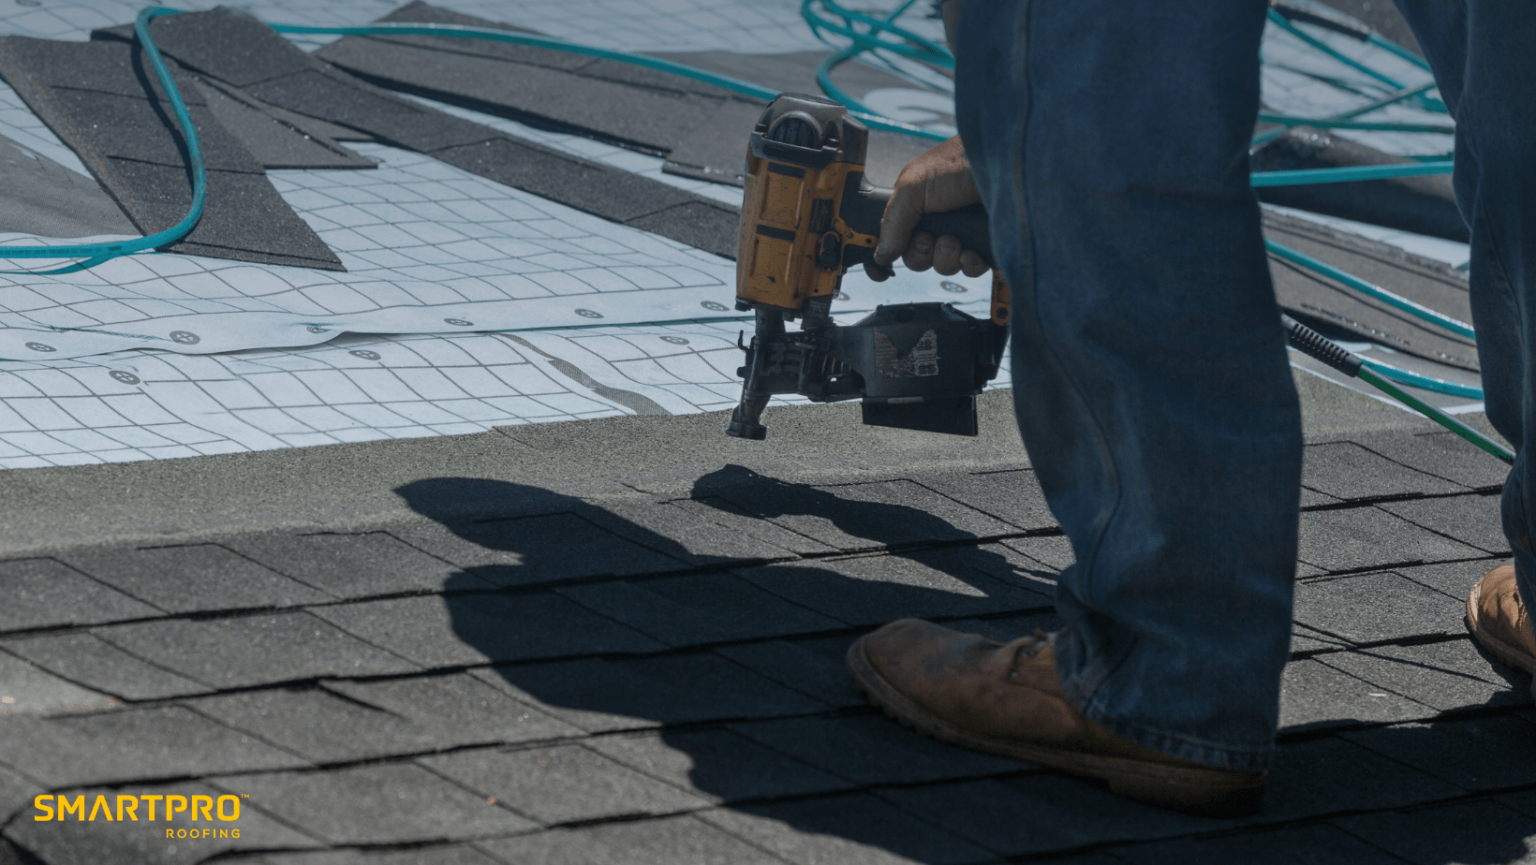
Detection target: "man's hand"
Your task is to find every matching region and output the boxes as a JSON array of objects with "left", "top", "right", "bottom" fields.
[{"left": 866, "top": 135, "right": 988, "bottom": 282}]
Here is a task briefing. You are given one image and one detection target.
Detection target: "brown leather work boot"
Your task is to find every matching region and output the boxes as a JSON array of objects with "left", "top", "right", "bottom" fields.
[
  {"left": 847, "top": 619, "right": 1265, "bottom": 818},
  {"left": 1466, "top": 563, "right": 1536, "bottom": 701}
]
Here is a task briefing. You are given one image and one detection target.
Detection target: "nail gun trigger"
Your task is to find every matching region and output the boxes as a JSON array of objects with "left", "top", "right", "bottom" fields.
[
  {"left": 815, "top": 232, "right": 842, "bottom": 271},
  {"left": 737, "top": 330, "right": 748, "bottom": 352}
]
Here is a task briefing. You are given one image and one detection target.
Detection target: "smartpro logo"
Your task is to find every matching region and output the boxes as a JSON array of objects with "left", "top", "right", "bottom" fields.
[{"left": 33, "top": 793, "right": 243, "bottom": 839}]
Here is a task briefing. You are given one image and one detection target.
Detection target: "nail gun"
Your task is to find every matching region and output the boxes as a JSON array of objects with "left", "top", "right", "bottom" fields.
[{"left": 726, "top": 93, "right": 1010, "bottom": 440}]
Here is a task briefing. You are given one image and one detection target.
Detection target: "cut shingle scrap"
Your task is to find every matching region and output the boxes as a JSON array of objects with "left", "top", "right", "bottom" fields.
[
  {"left": 0, "top": 35, "right": 344, "bottom": 270},
  {"left": 93, "top": 7, "right": 741, "bottom": 258}
]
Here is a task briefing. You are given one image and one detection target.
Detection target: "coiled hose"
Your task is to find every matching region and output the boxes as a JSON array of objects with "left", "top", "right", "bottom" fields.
[{"left": 0, "top": 4, "right": 1499, "bottom": 453}]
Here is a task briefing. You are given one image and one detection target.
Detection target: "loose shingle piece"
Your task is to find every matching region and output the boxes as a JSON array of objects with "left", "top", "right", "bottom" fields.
[
  {"left": 0, "top": 35, "right": 344, "bottom": 270},
  {"left": 91, "top": 7, "right": 741, "bottom": 258}
]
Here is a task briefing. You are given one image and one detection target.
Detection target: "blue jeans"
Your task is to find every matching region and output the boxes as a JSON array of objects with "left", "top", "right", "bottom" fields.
[
  {"left": 1394, "top": 0, "right": 1536, "bottom": 631},
  {"left": 953, "top": 0, "right": 1535, "bottom": 771}
]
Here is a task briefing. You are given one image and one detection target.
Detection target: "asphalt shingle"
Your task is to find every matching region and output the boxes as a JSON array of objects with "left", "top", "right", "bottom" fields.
[
  {"left": 1301, "top": 440, "right": 1467, "bottom": 500},
  {"left": 707, "top": 478, "right": 1012, "bottom": 552},
  {"left": 1292, "top": 571, "right": 1465, "bottom": 643},
  {"left": 387, "top": 514, "right": 685, "bottom": 587},
  {"left": 1396, "top": 558, "right": 1503, "bottom": 602},
  {"left": 1332, "top": 799, "right": 1536, "bottom": 865},
  {"left": 879, "top": 775, "right": 1216, "bottom": 857},
  {"left": 729, "top": 715, "right": 1019, "bottom": 786},
  {"left": 1378, "top": 492, "right": 1508, "bottom": 554},
  {"left": 1296, "top": 506, "right": 1484, "bottom": 573},
  {"left": 421, "top": 743, "right": 707, "bottom": 825},
  {"left": 556, "top": 573, "right": 842, "bottom": 647},
  {"left": 697, "top": 793, "right": 994, "bottom": 865},
  {"left": 582, "top": 499, "right": 803, "bottom": 566},
  {"left": 1318, "top": 638, "right": 1526, "bottom": 711},
  {"left": 0, "top": 762, "right": 42, "bottom": 825},
  {"left": 1279, "top": 659, "right": 1430, "bottom": 731},
  {"left": 4, "top": 780, "right": 323, "bottom": 865},
  {"left": 219, "top": 764, "right": 535, "bottom": 845},
  {"left": 309, "top": 593, "right": 664, "bottom": 667},
  {"left": 322, "top": 672, "right": 582, "bottom": 747},
  {"left": 92, "top": 612, "right": 418, "bottom": 689},
  {"left": 735, "top": 551, "right": 1052, "bottom": 627},
  {"left": 60, "top": 543, "right": 329, "bottom": 613},
  {"left": 916, "top": 468, "right": 1058, "bottom": 531},
  {"left": 0, "top": 705, "right": 307, "bottom": 787},
  {"left": 0, "top": 557, "right": 159, "bottom": 633},
  {"left": 620, "top": 651, "right": 828, "bottom": 720},
  {"left": 0, "top": 632, "right": 212, "bottom": 700},
  {"left": 1261, "top": 735, "right": 1463, "bottom": 821},
  {"left": 223, "top": 531, "right": 481, "bottom": 598},
  {"left": 711, "top": 638, "right": 866, "bottom": 709},
  {"left": 189, "top": 687, "right": 450, "bottom": 763},
  {"left": 477, "top": 815, "right": 784, "bottom": 865},
  {"left": 1353, "top": 429, "right": 1510, "bottom": 490},
  {"left": 1000, "top": 534, "right": 1076, "bottom": 572},
  {"left": 586, "top": 728, "right": 851, "bottom": 803},
  {"left": 1339, "top": 714, "right": 1536, "bottom": 790},
  {"left": 670, "top": 497, "right": 838, "bottom": 556},
  {"left": 469, "top": 659, "right": 670, "bottom": 733},
  {"left": 1290, "top": 625, "right": 1354, "bottom": 655},
  {"left": 1113, "top": 822, "right": 1405, "bottom": 865},
  {"left": 244, "top": 847, "right": 501, "bottom": 865}
]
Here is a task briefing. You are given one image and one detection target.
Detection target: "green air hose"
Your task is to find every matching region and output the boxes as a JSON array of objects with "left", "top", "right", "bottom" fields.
[{"left": 1284, "top": 314, "right": 1509, "bottom": 462}]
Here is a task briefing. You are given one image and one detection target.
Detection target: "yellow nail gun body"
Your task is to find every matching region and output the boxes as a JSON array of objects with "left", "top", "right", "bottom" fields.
[{"left": 727, "top": 94, "right": 1011, "bottom": 440}]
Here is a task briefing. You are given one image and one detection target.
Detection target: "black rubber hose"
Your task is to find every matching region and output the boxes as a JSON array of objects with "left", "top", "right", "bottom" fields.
[{"left": 1282, "top": 314, "right": 1363, "bottom": 377}]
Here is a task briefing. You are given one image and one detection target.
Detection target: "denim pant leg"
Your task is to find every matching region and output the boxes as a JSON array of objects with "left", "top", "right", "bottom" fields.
[
  {"left": 1395, "top": 0, "right": 1536, "bottom": 611},
  {"left": 952, "top": 0, "right": 1301, "bottom": 772}
]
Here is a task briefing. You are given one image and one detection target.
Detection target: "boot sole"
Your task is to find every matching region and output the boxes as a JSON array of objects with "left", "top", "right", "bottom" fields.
[
  {"left": 846, "top": 634, "right": 1264, "bottom": 819},
  {"left": 1466, "top": 578, "right": 1536, "bottom": 677}
]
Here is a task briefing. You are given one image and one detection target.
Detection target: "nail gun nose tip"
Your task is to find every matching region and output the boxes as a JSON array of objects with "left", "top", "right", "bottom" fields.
[{"left": 726, "top": 421, "right": 768, "bottom": 440}]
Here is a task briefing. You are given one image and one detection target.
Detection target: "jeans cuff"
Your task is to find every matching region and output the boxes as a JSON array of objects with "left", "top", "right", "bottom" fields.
[{"left": 1055, "top": 628, "right": 1276, "bottom": 773}]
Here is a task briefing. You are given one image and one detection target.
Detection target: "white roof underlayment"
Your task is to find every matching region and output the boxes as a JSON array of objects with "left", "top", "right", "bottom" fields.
[{"left": 0, "top": 0, "right": 1467, "bottom": 469}]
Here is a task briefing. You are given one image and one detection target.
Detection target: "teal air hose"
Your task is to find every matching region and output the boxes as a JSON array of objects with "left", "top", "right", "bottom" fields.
[
  {"left": 1266, "top": 9, "right": 1405, "bottom": 91},
  {"left": 1359, "top": 357, "right": 1483, "bottom": 399},
  {"left": 268, "top": 21, "right": 944, "bottom": 141},
  {"left": 1254, "top": 114, "right": 1453, "bottom": 135},
  {"left": 1283, "top": 314, "right": 1510, "bottom": 463},
  {"left": 1250, "top": 161, "right": 1454, "bottom": 186},
  {"left": 801, "top": 0, "right": 953, "bottom": 69},
  {"left": 0, "top": 7, "right": 205, "bottom": 264},
  {"left": 804, "top": 0, "right": 949, "bottom": 141},
  {"left": 1367, "top": 32, "right": 1433, "bottom": 72},
  {"left": 0, "top": 7, "right": 947, "bottom": 269},
  {"left": 1265, "top": 240, "right": 1475, "bottom": 339}
]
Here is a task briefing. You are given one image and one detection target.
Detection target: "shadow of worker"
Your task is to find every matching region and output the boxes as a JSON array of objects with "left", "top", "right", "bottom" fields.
[{"left": 397, "top": 472, "right": 1061, "bottom": 863}]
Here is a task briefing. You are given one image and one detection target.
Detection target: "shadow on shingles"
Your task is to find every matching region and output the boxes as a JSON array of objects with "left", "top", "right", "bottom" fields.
[
  {"left": 396, "top": 473, "right": 1536, "bottom": 864},
  {"left": 395, "top": 471, "right": 1067, "bottom": 861}
]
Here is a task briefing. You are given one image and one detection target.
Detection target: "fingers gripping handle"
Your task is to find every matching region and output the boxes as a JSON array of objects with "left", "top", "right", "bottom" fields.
[
  {"left": 852, "top": 185, "right": 994, "bottom": 269},
  {"left": 911, "top": 203, "right": 994, "bottom": 269}
]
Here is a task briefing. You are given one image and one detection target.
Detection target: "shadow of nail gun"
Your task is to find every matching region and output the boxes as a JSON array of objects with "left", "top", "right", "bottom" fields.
[{"left": 727, "top": 93, "right": 1010, "bottom": 440}]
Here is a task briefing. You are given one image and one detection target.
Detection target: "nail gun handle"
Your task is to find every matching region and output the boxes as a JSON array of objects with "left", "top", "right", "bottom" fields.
[
  {"left": 911, "top": 203, "right": 994, "bottom": 270},
  {"left": 854, "top": 185, "right": 994, "bottom": 270}
]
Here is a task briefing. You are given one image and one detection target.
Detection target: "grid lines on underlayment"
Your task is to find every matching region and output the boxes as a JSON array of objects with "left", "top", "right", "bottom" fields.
[
  {"left": 1, "top": 317, "right": 1009, "bottom": 469},
  {"left": 0, "top": 144, "right": 737, "bottom": 359}
]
